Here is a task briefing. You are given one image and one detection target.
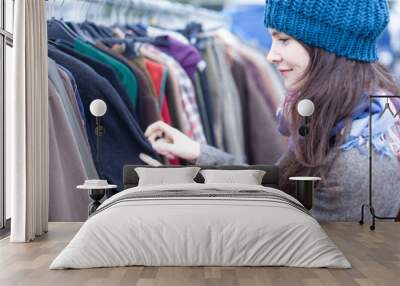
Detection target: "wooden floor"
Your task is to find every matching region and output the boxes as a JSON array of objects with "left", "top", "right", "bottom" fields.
[{"left": 0, "top": 222, "right": 399, "bottom": 286}]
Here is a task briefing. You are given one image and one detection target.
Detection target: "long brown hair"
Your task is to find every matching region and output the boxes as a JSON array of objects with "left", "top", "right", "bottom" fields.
[{"left": 280, "top": 43, "right": 399, "bottom": 191}]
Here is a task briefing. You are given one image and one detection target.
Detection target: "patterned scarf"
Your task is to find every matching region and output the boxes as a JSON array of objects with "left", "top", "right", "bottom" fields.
[{"left": 276, "top": 93, "right": 400, "bottom": 160}]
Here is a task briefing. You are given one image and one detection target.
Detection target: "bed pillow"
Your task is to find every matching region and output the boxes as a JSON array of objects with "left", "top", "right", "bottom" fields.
[
  {"left": 200, "top": 169, "right": 266, "bottom": 185},
  {"left": 135, "top": 167, "right": 201, "bottom": 186}
]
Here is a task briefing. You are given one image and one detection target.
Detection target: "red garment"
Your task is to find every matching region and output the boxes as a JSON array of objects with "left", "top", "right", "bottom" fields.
[
  {"left": 144, "top": 59, "right": 172, "bottom": 125},
  {"left": 144, "top": 59, "right": 180, "bottom": 165}
]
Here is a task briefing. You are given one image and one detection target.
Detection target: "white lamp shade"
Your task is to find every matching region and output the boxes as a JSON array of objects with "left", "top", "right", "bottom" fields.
[
  {"left": 90, "top": 99, "right": 107, "bottom": 117},
  {"left": 297, "top": 99, "right": 315, "bottom": 117}
]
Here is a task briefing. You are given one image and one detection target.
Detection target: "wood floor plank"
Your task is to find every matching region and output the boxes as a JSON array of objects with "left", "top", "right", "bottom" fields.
[{"left": 0, "top": 222, "right": 399, "bottom": 286}]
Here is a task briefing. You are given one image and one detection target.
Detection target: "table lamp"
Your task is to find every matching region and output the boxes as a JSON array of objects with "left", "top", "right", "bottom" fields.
[
  {"left": 89, "top": 99, "right": 107, "bottom": 163},
  {"left": 297, "top": 99, "right": 315, "bottom": 136}
]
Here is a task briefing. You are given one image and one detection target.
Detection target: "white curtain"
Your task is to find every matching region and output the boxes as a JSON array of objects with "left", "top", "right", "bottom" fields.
[{"left": 8, "top": 0, "right": 49, "bottom": 242}]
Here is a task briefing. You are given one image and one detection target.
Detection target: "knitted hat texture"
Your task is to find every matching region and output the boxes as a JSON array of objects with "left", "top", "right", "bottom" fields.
[{"left": 264, "top": 0, "right": 390, "bottom": 62}]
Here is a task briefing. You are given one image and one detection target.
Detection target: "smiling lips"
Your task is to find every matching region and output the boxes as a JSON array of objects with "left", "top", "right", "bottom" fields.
[{"left": 279, "top": 69, "right": 293, "bottom": 77}]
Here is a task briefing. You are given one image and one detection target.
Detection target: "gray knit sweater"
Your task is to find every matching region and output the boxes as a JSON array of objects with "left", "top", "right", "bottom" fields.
[{"left": 196, "top": 145, "right": 400, "bottom": 222}]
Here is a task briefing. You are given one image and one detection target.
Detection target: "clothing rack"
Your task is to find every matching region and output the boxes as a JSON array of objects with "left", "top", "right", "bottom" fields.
[
  {"left": 359, "top": 94, "right": 400, "bottom": 230},
  {"left": 46, "top": 0, "right": 226, "bottom": 29}
]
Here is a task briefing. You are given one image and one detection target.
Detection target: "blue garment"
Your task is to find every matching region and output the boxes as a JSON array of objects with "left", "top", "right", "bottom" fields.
[
  {"left": 48, "top": 45, "right": 160, "bottom": 194},
  {"left": 48, "top": 58, "right": 99, "bottom": 180},
  {"left": 338, "top": 96, "right": 396, "bottom": 158},
  {"left": 57, "top": 64, "right": 86, "bottom": 123},
  {"left": 196, "top": 39, "right": 217, "bottom": 147},
  {"left": 277, "top": 93, "right": 397, "bottom": 158},
  {"left": 53, "top": 42, "right": 138, "bottom": 121},
  {"left": 264, "top": 0, "right": 389, "bottom": 62}
]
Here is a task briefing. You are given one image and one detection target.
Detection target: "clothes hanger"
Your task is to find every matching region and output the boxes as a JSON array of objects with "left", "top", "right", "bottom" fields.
[
  {"left": 76, "top": 1, "right": 106, "bottom": 41},
  {"left": 179, "top": 22, "right": 204, "bottom": 43},
  {"left": 131, "top": 35, "right": 170, "bottom": 46},
  {"left": 101, "top": 37, "right": 137, "bottom": 58},
  {"left": 394, "top": 108, "right": 400, "bottom": 118},
  {"left": 117, "top": 4, "right": 169, "bottom": 48},
  {"left": 382, "top": 97, "right": 396, "bottom": 116},
  {"left": 47, "top": 0, "right": 82, "bottom": 44},
  {"left": 102, "top": 34, "right": 169, "bottom": 48},
  {"left": 89, "top": 1, "right": 113, "bottom": 39},
  {"left": 48, "top": 39, "right": 59, "bottom": 49},
  {"left": 85, "top": 0, "right": 113, "bottom": 38},
  {"left": 98, "top": 25, "right": 114, "bottom": 38},
  {"left": 47, "top": 19, "right": 79, "bottom": 43},
  {"left": 125, "top": 24, "right": 148, "bottom": 37},
  {"left": 81, "top": 22, "right": 104, "bottom": 40},
  {"left": 88, "top": 21, "right": 111, "bottom": 39},
  {"left": 123, "top": 0, "right": 145, "bottom": 33},
  {"left": 66, "top": 21, "right": 94, "bottom": 42},
  {"left": 48, "top": 38, "right": 74, "bottom": 49}
]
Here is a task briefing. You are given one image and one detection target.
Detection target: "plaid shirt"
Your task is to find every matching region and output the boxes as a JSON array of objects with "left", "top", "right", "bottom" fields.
[{"left": 142, "top": 44, "right": 206, "bottom": 144}]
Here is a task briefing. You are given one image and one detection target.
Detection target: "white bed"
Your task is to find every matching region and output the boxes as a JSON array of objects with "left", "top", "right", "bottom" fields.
[{"left": 50, "top": 182, "right": 350, "bottom": 269}]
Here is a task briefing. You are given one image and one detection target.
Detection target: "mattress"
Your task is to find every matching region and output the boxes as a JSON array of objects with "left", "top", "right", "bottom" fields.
[{"left": 50, "top": 183, "right": 351, "bottom": 269}]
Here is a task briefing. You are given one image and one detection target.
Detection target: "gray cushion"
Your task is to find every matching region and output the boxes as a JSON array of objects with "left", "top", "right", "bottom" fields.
[
  {"left": 135, "top": 167, "right": 201, "bottom": 186},
  {"left": 200, "top": 169, "right": 266, "bottom": 185}
]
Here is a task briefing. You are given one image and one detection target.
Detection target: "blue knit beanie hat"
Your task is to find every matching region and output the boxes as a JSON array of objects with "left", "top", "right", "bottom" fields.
[{"left": 264, "top": 0, "right": 389, "bottom": 62}]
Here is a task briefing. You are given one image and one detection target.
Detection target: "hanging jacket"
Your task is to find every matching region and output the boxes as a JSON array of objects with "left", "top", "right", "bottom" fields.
[
  {"left": 155, "top": 35, "right": 202, "bottom": 81},
  {"left": 48, "top": 79, "right": 90, "bottom": 222},
  {"left": 144, "top": 58, "right": 172, "bottom": 125},
  {"left": 48, "top": 46, "right": 159, "bottom": 194},
  {"left": 94, "top": 42, "right": 161, "bottom": 131},
  {"left": 230, "top": 54, "right": 285, "bottom": 164},
  {"left": 48, "top": 58, "right": 98, "bottom": 179},
  {"left": 73, "top": 39, "right": 139, "bottom": 109},
  {"left": 53, "top": 43, "right": 138, "bottom": 120}
]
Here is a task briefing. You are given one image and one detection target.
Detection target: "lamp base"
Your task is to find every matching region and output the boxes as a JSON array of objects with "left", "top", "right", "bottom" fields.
[{"left": 88, "top": 189, "right": 105, "bottom": 216}]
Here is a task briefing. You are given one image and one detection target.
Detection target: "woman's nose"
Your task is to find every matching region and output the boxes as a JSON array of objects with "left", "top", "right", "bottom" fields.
[{"left": 266, "top": 49, "right": 282, "bottom": 65}]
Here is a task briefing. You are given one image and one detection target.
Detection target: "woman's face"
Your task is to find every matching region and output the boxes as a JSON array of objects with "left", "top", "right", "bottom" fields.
[{"left": 267, "top": 29, "right": 310, "bottom": 92}]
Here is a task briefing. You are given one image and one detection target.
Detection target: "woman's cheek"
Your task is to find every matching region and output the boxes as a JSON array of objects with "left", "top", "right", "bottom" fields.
[{"left": 283, "top": 76, "right": 293, "bottom": 89}]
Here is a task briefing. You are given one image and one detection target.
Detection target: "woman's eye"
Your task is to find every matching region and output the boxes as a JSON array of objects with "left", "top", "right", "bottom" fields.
[{"left": 280, "top": 38, "right": 290, "bottom": 44}]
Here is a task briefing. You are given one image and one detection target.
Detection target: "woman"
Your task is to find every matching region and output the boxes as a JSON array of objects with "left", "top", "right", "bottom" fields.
[{"left": 145, "top": 0, "right": 400, "bottom": 221}]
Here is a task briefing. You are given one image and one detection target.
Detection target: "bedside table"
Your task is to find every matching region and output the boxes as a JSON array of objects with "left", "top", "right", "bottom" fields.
[
  {"left": 289, "top": 177, "right": 321, "bottom": 210},
  {"left": 77, "top": 183, "right": 117, "bottom": 216}
]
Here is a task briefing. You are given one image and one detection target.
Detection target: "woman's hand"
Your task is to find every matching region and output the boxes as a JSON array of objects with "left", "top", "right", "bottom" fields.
[{"left": 144, "top": 121, "right": 201, "bottom": 161}]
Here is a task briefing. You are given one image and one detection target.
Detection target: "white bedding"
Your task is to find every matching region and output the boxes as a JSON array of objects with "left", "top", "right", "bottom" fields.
[{"left": 50, "top": 183, "right": 351, "bottom": 269}]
